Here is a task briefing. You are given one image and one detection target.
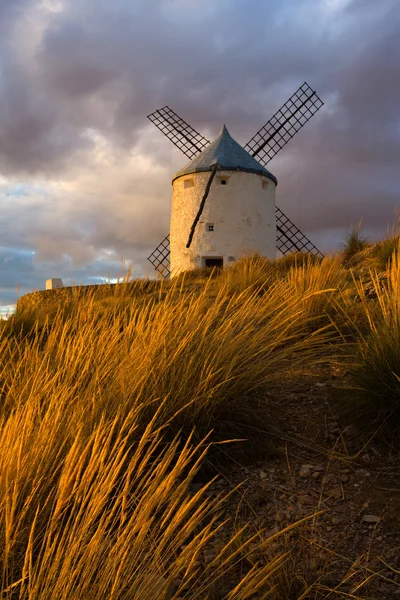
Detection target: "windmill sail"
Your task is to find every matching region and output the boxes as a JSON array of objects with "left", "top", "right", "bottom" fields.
[
  {"left": 147, "top": 106, "right": 210, "bottom": 160},
  {"left": 275, "top": 207, "right": 323, "bottom": 257},
  {"left": 244, "top": 82, "right": 323, "bottom": 166},
  {"left": 147, "top": 235, "right": 171, "bottom": 277}
]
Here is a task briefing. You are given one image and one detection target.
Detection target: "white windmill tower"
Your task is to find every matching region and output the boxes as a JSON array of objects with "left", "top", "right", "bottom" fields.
[
  {"left": 170, "top": 125, "right": 277, "bottom": 275},
  {"left": 147, "top": 82, "right": 324, "bottom": 277}
]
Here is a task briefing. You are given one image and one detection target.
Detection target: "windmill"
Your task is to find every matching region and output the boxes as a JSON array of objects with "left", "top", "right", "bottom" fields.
[{"left": 147, "top": 82, "right": 324, "bottom": 277}]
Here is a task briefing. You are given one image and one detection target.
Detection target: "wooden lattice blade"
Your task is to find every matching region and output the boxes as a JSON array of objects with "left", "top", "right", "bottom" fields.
[
  {"left": 147, "top": 235, "right": 170, "bottom": 278},
  {"left": 244, "top": 82, "right": 324, "bottom": 166},
  {"left": 147, "top": 106, "right": 210, "bottom": 160},
  {"left": 275, "top": 206, "right": 323, "bottom": 257}
]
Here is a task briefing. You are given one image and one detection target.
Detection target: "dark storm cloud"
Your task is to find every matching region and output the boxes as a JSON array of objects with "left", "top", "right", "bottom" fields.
[{"left": 0, "top": 0, "right": 399, "bottom": 306}]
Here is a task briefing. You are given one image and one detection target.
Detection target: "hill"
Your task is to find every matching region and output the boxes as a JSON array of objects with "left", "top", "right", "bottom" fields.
[{"left": 1, "top": 233, "right": 400, "bottom": 599}]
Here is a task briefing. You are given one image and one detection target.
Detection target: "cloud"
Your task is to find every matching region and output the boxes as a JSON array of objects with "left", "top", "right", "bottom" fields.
[{"left": 0, "top": 0, "right": 399, "bottom": 305}]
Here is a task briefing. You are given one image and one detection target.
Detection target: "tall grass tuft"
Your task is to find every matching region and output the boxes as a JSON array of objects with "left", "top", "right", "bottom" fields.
[
  {"left": 218, "top": 253, "right": 277, "bottom": 294},
  {"left": 0, "top": 405, "right": 296, "bottom": 599},
  {"left": 285, "top": 255, "right": 350, "bottom": 330},
  {"left": 368, "top": 235, "right": 400, "bottom": 272},
  {"left": 342, "top": 221, "right": 369, "bottom": 264},
  {"left": 343, "top": 246, "right": 400, "bottom": 443}
]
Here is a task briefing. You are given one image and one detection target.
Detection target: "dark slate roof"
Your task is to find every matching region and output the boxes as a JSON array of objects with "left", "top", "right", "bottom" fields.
[{"left": 172, "top": 125, "right": 278, "bottom": 185}]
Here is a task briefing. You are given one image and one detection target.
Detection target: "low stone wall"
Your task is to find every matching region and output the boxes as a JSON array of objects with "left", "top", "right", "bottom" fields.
[{"left": 16, "top": 281, "right": 162, "bottom": 315}]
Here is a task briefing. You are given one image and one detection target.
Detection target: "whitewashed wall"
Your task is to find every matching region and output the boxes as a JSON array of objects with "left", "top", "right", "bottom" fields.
[{"left": 170, "top": 170, "right": 276, "bottom": 277}]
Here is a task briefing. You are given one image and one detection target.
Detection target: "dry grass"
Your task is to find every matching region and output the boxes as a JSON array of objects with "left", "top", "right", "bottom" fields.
[
  {"left": 0, "top": 411, "right": 297, "bottom": 599},
  {"left": 2, "top": 277, "right": 337, "bottom": 460},
  {"left": 341, "top": 222, "right": 369, "bottom": 265},
  {"left": 1, "top": 244, "right": 399, "bottom": 598},
  {"left": 339, "top": 248, "right": 400, "bottom": 444}
]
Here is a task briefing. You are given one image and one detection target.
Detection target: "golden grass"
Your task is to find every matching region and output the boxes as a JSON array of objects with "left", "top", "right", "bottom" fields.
[
  {"left": 0, "top": 411, "right": 294, "bottom": 599},
  {"left": 339, "top": 246, "right": 400, "bottom": 443},
  {"left": 1, "top": 245, "right": 399, "bottom": 598},
  {"left": 2, "top": 277, "right": 336, "bottom": 449}
]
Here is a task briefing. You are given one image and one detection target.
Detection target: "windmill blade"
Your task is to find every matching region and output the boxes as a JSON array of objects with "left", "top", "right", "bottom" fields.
[
  {"left": 275, "top": 206, "right": 323, "bottom": 257},
  {"left": 147, "top": 235, "right": 170, "bottom": 278},
  {"left": 147, "top": 106, "right": 210, "bottom": 160},
  {"left": 244, "top": 82, "right": 323, "bottom": 166}
]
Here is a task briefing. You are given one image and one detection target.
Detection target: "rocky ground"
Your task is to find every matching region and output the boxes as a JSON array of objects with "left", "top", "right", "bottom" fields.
[{"left": 187, "top": 364, "right": 400, "bottom": 599}]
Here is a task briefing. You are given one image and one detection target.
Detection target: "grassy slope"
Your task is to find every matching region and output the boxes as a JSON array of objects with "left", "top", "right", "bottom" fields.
[{"left": 1, "top": 239, "right": 400, "bottom": 599}]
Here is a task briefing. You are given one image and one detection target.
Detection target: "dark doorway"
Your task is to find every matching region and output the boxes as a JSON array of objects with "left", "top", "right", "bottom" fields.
[{"left": 205, "top": 258, "right": 223, "bottom": 268}]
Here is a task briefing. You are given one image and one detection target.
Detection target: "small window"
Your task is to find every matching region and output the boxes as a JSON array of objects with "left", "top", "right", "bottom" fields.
[
  {"left": 220, "top": 179, "right": 227, "bottom": 185},
  {"left": 262, "top": 181, "right": 268, "bottom": 189},
  {"left": 206, "top": 223, "right": 214, "bottom": 232},
  {"left": 217, "top": 176, "right": 229, "bottom": 185},
  {"left": 184, "top": 178, "right": 194, "bottom": 189}
]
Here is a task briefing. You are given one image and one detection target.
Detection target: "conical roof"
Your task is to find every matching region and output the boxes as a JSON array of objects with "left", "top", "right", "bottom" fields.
[{"left": 172, "top": 125, "right": 277, "bottom": 185}]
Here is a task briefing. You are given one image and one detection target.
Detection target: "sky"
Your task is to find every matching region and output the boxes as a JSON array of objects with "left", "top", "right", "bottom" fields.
[{"left": 0, "top": 0, "right": 399, "bottom": 311}]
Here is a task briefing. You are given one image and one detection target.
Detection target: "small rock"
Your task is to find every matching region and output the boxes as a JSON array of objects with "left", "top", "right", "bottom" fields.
[
  {"left": 324, "top": 474, "right": 338, "bottom": 485},
  {"left": 315, "top": 382, "right": 326, "bottom": 388},
  {"left": 299, "top": 464, "right": 313, "bottom": 478},
  {"left": 356, "top": 469, "right": 371, "bottom": 477},
  {"left": 340, "top": 474, "right": 349, "bottom": 483},
  {"left": 328, "top": 421, "right": 338, "bottom": 431},
  {"left": 312, "top": 471, "right": 321, "bottom": 479},
  {"left": 313, "top": 465, "right": 325, "bottom": 472},
  {"left": 298, "top": 494, "right": 313, "bottom": 506},
  {"left": 259, "top": 471, "right": 268, "bottom": 480},
  {"left": 329, "top": 487, "right": 342, "bottom": 500},
  {"left": 362, "top": 515, "right": 381, "bottom": 524}
]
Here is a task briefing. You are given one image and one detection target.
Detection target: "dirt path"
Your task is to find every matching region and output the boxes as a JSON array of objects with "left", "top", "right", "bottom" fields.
[{"left": 191, "top": 364, "right": 400, "bottom": 598}]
